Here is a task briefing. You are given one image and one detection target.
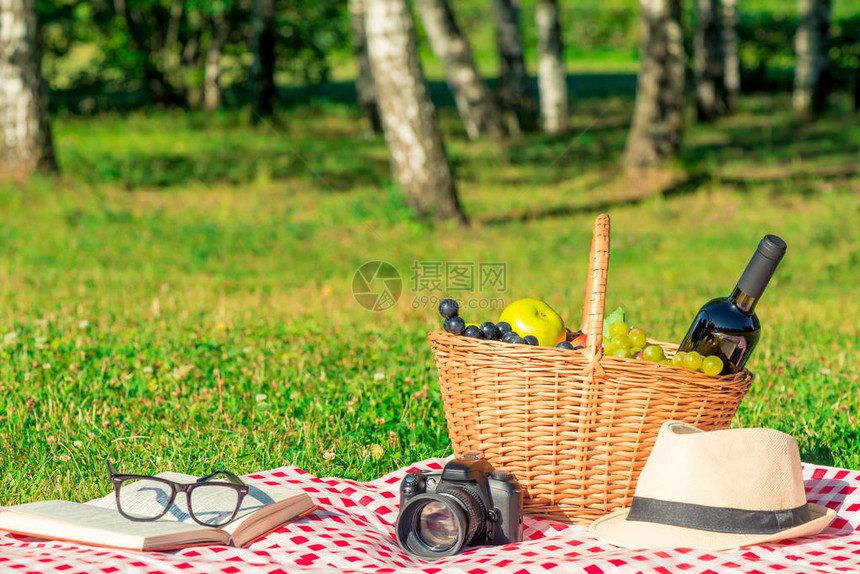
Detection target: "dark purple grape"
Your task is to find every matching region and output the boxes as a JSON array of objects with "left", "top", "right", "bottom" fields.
[
  {"left": 444, "top": 316, "right": 466, "bottom": 335},
  {"left": 501, "top": 331, "right": 520, "bottom": 343},
  {"left": 573, "top": 345, "right": 585, "bottom": 350},
  {"left": 523, "top": 335, "right": 539, "bottom": 346},
  {"left": 556, "top": 341, "right": 574, "bottom": 350},
  {"left": 496, "top": 321, "right": 512, "bottom": 335},
  {"left": 480, "top": 321, "right": 501, "bottom": 340},
  {"left": 463, "top": 325, "right": 484, "bottom": 339},
  {"left": 438, "top": 298, "right": 459, "bottom": 319},
  {"left": 511, "top": 335, "right": 526, "bottom": 344}
]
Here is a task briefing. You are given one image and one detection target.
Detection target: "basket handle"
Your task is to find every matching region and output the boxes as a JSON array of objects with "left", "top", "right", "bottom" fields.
[{"left": 580, "top": 213, "right": 610, "bottom": 359}]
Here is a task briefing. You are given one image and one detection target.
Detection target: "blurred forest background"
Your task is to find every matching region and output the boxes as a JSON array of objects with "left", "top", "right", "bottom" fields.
[
  {"left": 2, "top": 0, "right": 859, "bottom": 204},
  {"left": 1, "top": 0, "right": 860, "bottom": 498}
]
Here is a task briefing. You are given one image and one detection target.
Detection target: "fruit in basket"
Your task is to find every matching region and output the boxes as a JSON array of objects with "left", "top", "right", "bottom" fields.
[
  {"left": 683, "top": 351, "right": 704, "bottom": 371},
  {"left": 444, "top": 316, "right": 466, "bottom": 335},
  {"left": 610, "top": 333, "right": 630, "bottom": 350},
  {"left": 594, "top": 316, "right": 720, "bottom": 374},
  {"left": 702, "top": 355, "right": 724, "bottom": 377},
  {"left": 556, "top": 341, "right": 574, "bottom": 350},
  {"left": 628, "top": 328, "right": 647, "bottom": 349},
  {"left": 523, "top": 335, "right": 539, "bottom": 346},
  {"left": 572, "top": 332, "right": 587, "bottom": 348},
  {"left": 610, "top": 346, "right": 630, "bottom": 358},
  {"left": 642, "top": 345, "right": 666, "bottom": 362},
  {"left": 510, "top": 335, "right": 526, "bottom": 344},
  {"left": 496, "top": 321, "right": 512, "bottom": 335},
  {"left": 609, "top": 320, "right": 629, "bottom": 337},
  {"left": 501, "top": 331, "right": 520, "bottom": 343},
  {"left": 439, "top": 299, "right": 459, "bottom": 320},
  {"left": 603, "top": 307, "right": 626, "bottom": 337},
  {"left": 463, "top": 325, "right": 483, "bottom": 338},
  {"left": 480, "top": 322, "right": 501, "bottom": 340},
  {"left": 498, "top": 298, "right": 566, "bottom": 347}
]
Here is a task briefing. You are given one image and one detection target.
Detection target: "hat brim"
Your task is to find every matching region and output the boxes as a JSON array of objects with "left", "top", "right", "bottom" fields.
[{"left": 589, "top": 503, "right": 836, "bottom": 551}]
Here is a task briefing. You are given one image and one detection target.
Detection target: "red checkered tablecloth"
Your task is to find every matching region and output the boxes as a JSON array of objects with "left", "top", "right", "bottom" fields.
[{"left": 1, "top": 458, "right": 858, "bottom": 573}]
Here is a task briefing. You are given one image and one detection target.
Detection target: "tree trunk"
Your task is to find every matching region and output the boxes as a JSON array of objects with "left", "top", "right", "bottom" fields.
[
  {"left": 535, "top": 0, "right": 568, "bottom": 133},
  {"left": 793, "top": 0, "right": 832, "bottom": 118},
  {"left": 250, "top": 0, "right": 277, "bottom": 120},
  {"left": 0, "top": 0, "right": 57, "bottom": 178},
  {"left": 694, "top": 0, "right": 726, "bottom": 122},
  {"left": 348, "top": 0, "right": 383, "bottom": 134},
  {"left": 202, "top": 5, "right": 229, "bottom": 111},
  {"left": 623, "top": 0, "right": 685, "bottom": 167},
  {"left": 491, "top": 0, "right": 538, "bottom": 133},
  {"left": 417, "top": 0, "right": 506, "bottom": 139},
  {"left": 365, "top": 0, "right": 467, "bottom": 224},
  {"left": 722, "top": 0, "right": 740, "bottom": 114}
]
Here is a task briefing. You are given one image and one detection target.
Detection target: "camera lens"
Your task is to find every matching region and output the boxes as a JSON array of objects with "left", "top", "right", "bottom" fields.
[
  {"left": 417, "top": 501, "right": 459, "bottom": 549},
  {"left": 396, "top": 488, "right": 486, "bottom": 559}
]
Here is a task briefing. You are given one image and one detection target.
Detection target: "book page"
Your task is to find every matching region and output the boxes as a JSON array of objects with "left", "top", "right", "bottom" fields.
[{"left": 0, "top": 501, "right": 227, "bottom": 551}]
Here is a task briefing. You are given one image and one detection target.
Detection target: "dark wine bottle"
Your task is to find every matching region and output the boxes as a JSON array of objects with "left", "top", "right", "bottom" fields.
[{"left": 678, "top": 235, "right": 787, "bottom": 374}]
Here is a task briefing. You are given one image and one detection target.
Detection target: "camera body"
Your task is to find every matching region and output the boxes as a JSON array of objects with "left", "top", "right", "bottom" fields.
[{"left": 396, "top": 453, "right": 522, "bottom": 558}]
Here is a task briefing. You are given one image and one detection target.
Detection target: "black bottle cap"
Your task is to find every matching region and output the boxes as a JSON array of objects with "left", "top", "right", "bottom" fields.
[
  {"left": 757, "top": 235, "right": 787, "bottom": 261},
  {"left": 737, "top": 235, "right": 787, "bottom": 299}
]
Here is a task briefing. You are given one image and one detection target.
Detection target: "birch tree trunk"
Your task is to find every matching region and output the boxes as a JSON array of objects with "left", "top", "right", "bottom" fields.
[
  {"left": 722, "top": 0, "right": 740, "bottom": 114},
  {"left": 417, "top": 0, "right": 505, "bottom": 139},
  {"left": 623, "top": 0, "right": 685, "bottom": 167},
  {"left": 202, "top": 4, "right": 229, "bottom": 111},
  {"left": 793, "top": 0, "right": 832, "bottom": 118},
  {"left": 348, "top": 0, "right": 382, "bottom": 134},
  {"left": 365, "top": 0, "right": 467, "bottom": 224},
  {"left": 694, "top": 0, "right": 726, "bottom": 122},
  {"left": 492, "top": 0, "right": 538, "bottom": 133},
  {"left": 250, "top": 0, "right": 277, "bottom": 120},
  {"left": 535, "top": 0, "right": 568, "bottom": 133},
  {"left": 0, "top": 0, "right": 57, "bottom": 178}
]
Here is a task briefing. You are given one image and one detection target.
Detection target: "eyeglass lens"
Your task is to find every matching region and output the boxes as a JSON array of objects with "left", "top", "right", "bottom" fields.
[
  {"left": 117, "top": 478, "right": 174, "bottom": 520},
  {"left": 189, "top": 483, "right": 242, "bottom": 526}
]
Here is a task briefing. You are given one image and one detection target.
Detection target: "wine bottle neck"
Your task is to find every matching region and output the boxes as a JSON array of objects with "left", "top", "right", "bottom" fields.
[
  {"left": 730, "top": 286, "right": 758, "bottom": 314},
  {"left": 736, "top": 235, "right": 786, "bottom": 300}
]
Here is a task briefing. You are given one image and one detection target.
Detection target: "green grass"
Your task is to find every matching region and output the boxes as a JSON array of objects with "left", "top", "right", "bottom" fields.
[{"left": 1, "top": 90, "right": 859, "bottom": 506}]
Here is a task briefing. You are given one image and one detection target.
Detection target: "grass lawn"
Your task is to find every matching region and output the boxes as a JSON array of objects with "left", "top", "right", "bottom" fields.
[{"left": 1, "top": 89, "right": 858, "bottom": 506}]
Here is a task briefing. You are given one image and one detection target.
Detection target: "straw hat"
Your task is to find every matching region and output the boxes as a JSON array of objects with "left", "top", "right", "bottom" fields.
[{"left": 589, "top": 421, "right": 836, "bottom": 550}]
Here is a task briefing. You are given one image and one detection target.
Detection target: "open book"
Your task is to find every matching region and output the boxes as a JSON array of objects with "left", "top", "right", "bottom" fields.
[{"left": 0, "top": 471, "right": 317, "bottom": 551}]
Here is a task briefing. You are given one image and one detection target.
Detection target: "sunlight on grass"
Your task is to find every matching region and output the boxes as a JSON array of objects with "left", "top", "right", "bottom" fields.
[{"left": 1, "top": 92, "right": 858, "bottom": 505}]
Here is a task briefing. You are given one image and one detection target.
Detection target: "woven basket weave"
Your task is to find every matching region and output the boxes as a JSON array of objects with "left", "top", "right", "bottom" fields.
[{"left": 427, "top": 213, "right": 753, "bottom": 524}]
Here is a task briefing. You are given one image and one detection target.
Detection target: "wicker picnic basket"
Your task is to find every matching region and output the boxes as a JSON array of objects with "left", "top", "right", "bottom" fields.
[{"left": 427, "top": 213, "right": 753, "bottom": 524}]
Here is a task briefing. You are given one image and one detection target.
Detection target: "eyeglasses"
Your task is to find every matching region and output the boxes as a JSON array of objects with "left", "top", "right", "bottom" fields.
[{"left": 106, "top": 459, "right": 250, "bottom": 527}]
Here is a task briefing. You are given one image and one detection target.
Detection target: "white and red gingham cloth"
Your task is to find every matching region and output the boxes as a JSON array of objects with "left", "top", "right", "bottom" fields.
[{"left": 1, "top": 458, "right": 859, "bottom": 573}]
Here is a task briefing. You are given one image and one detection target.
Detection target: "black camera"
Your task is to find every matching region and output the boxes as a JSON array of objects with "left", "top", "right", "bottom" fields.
[{"left": 395, "top": 453, "right": 523, "bottom": 559}]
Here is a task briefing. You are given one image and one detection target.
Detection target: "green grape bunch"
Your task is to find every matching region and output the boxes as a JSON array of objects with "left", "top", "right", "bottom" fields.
[{"left": 602, "top": 320, "right": 724, "bottom": 377}]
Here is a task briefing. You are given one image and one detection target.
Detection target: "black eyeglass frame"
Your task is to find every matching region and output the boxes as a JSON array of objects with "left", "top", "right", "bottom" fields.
[{"left": 106, "top": 459, "right": 250, "bottom": 527}]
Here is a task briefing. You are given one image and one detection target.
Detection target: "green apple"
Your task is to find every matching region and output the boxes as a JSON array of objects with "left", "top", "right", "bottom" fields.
[{"left": 498, "top": 298, "right": 566, "bottom": 346}]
